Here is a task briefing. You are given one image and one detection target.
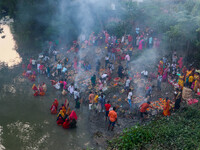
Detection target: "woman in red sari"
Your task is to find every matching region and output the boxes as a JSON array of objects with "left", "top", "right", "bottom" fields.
[
  {"left": 138, "top": 39, "right": 144, "bottom": 50},
  {"left": 178, "top": 57, "right": 183, "bottom": 69},
  {"left": 50, "top": 103, "right": 57, "bottom": 114},
  {"left": 69, "top": 111, "right": 78, "bottom": 121},
  {"left": 162, "top": 67, "right": 168, "bottom": 82},
  {"left": 63, "top": 118, "right": 71, "bottom": 129}
]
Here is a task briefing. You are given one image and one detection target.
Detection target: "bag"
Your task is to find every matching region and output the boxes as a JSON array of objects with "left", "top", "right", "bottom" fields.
[
  {"left": 62, "top": 89, "right": 67, "bottom": 95},
  {"left": 89, "top": 104, "right": 93, "bottom": 110}
]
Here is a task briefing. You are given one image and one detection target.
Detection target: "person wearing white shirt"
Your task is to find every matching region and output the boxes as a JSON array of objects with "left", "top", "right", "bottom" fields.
[
  {"left": 74, "top": 88, "right": 80, "bottom": 101},
  {"left": 127, "top": 89, "right": 133, "bottom": 109},
  {"left": 125, "top": 53, "right": 130, "bottom": 68},
  {"left": 125, "top": 77, "right": 131, "bottom": 90},
  {"left": 32, "top": 59, "right": 36, "bottom": 68},
  {"left": 105, "top": 55, "right": 109, "bottom": 68},
  {"left": 68, "top": 84, "right": 74, "bottom": 94},
  {"left": 141, "top": 70, "right": 148, "bottom": 78},
  {"left": 37, "top": 63, "right": 40, "bottom": 73}
]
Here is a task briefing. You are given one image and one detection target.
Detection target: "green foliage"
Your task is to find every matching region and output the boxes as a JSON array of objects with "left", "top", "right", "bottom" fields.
[
  {"left": 1, "top": 0, "right": 200, "bottom": 64},
  {"left": 108, "top": 107, "right": 200, "bottom": 150}
]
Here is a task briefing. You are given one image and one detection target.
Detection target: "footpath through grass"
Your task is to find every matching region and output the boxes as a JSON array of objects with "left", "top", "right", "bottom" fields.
[{"left": 108, "top": 106, "right": 200, "bottom": 150}]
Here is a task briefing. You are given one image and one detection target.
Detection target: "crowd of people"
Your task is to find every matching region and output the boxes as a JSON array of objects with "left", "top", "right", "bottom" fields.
[{"left": 21, "top": 26, "right": 199, "bottom": 131}]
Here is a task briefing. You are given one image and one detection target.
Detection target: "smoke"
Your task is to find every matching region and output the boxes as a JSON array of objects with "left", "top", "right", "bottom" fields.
[
  {"left": 11, "top": 0, "right": 200, "bottom": 90},
  {"left": 53, "top": 0, "right": 120, "bottom": 91}
]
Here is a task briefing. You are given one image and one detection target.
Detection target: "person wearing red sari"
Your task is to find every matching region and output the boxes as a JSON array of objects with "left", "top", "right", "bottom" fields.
[
  {"left": 57, "top": 117, "right": 64, "bottom": 125},
  {"left": 178, "top": 57, "right": 183, "bottom": 69},
  {"left": 105, "top": 32, "right": 109, "bottom": 44},
  {"left": 32, "top": 84, "right": 39, "bottom": 96},
  {"left": 50, "top": 103, "right": 57, "bottom": 114},
  {"left": 163, "top": 97, "right": 170, "bottom": 116},
  {"left": 138, "top": 39, "right": 144, "bottom": 50},
  {"left": 162, "top": 67, "right": 168, "bottom": 82},
  {"left": 128, "top": 35, "right": 133, "bottom": 43},
  {"left": 27, "top": 64, "right": 32, "bottom": 71},
  {"left": 54, "top": 99, "right": 59, "bottom": 109},
  {"left": 38, "top": 84, "right": 45, "bottom": 96},
  {"left": 69, "top": 111, "right": 78, "bottom": 121},
  {"left": 62, "top": 118, "right": 71, "bottom": 129}
]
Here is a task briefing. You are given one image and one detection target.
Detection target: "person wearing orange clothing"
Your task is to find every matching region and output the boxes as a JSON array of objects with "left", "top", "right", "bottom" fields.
[
  {"left": 139, "top": 101, "right": 152, "bottom": 120},
  {"left": 163, "top": 97, "right": 170, "bottom": 116},
  {"left": 108, "top": 107, "right": 117, "bottom": 131},
  {"left": 88, "top": 91, "right": 95, "bottom": 110}
]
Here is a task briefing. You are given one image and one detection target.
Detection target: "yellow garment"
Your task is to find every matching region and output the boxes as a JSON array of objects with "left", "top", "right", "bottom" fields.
[
  {"left": 94, "top": 95, "right": 99, "bottom": 103},
  {"left": 66, "top": 108, "right": 71, "bottom": 116},
  {"left": 32, "top": 84, "right": 36, "bottom": 89},
  {"left": 62, "top": 106, "right": 66, "bottom": 114},
  {"left": 189, "top": 76, "right": 194, "bottom": 83},
  {"left": 163, "top": 100, "right": 170, "bottom": 116},
  {"left": 186, "top": 70, "right": 192, "bottom": 79},
  {"left": 194, "top": 74, "right": 199, "bottom": 80},
  {"left": 57, "top": 110, "right": 65, "bottom": 118},
  {"left": 178, "top": 76, "right": 184, "bottom": 88},
  {"left": 194, "top": 80, "right": 198, "bottom": 91}
]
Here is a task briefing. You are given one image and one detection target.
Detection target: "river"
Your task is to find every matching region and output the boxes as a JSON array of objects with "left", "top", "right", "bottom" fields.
[{"left": 0, "top": 24, "right": 96, "bottom": 150}]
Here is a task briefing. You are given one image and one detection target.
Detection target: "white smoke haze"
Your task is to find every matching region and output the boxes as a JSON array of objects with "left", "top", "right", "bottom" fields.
[
  {"left": 14, "top": 0, "right": 197, "bottom": 91},
  {"left": 53, "top": 0, "right": 118, "bottom": 91}
]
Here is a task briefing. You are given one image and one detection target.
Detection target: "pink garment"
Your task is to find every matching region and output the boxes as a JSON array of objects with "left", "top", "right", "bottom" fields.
[
  {"left": 125, "top": 54, "right": 130, "bottom": 61},
  {"left": 128, "top": 35, "right": 132, "bottom": 42},
  {"left": 105, "top": 33, "right": 109, "bottom": 43},
  {"left": 69, "top": 111, "right": 78, "bottom": 120},
  {"left": 27, "top": 64, "right": 32, "bottom": 70},
  {"left": 74, "top": 59, "right": 77, "bottom": 71},
  {"left": 178, "top": 57, "right": 183, "bottom": 69},
  {"left": 162, "top": 68, "right": 168, "bottom": 81},
  {"left": 156, "top": 39, "right": 160, "bottom": 48},
  {"left": 153, "top": 38, "right": 157, "bottom": 48},
  {"left": 63, "top": 81, "right": 67, "bottom": 89},
  {"left": 84, "top": 40, "right": 88, "bottom": 45},
  {"left": 138, "top": 39, "right": 144, "bottom": 50},
  {"left": 188, "top": 99, "right": 198, "bottom": 105}
]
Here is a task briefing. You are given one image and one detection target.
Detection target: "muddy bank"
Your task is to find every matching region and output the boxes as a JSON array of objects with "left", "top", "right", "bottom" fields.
[{"left": 88, "top": 81, "right": 175, "bottom": 149}]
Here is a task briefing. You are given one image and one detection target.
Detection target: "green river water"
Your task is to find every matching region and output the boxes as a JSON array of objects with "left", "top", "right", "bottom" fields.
[{"left": 0, "top": 24, "right": 95, "bottom": 150}]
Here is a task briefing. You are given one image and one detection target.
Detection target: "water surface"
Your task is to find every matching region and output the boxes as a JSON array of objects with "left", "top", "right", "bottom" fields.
[{"left": 0, "top": 25, "right": 95, "bottom": 150}]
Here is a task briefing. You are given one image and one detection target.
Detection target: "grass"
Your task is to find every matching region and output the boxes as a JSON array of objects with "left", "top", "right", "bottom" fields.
[{"left": 108, "top": 106, "right": 200, "bottom": 150}]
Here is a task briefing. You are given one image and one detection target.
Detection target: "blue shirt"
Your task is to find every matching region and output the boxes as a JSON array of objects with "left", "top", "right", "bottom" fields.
[
  {"left": 149, "top": 37, "right": 153, "bottom": 44},
  {"left": 62, "top": 67, "right": 67, "bottom": 73},
  {"left": 57, "top": 64, "right": 62, "bottom": 69}
]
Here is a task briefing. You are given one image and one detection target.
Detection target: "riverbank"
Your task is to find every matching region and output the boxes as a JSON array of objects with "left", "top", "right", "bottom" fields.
[{"left": 107, "top": 104, "right": 200, "bottom": 150}]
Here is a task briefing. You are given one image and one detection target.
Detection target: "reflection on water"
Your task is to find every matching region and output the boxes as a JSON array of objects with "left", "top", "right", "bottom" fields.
[
  {"left": 7, "top": 121, "right": 49, "bottom": 150},
  {"left": 3, "top": 84, "right": 16, "bottom": 93},
  {"left": 0, "top": 126, "right": 5, "bottom": 150},
  {"left": 0, "top": 25, "right": 21, "bottom": 67}
]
